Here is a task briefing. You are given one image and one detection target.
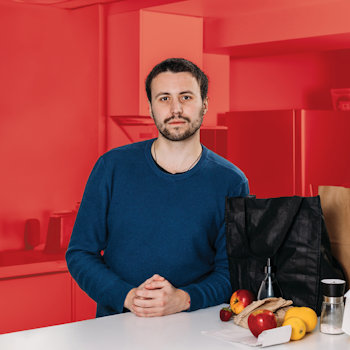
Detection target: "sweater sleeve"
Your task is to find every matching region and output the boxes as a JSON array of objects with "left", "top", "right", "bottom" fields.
[
  {"left": 179, "top": 179, "right": 249, "bottom": 311},
  {"left": 66, "top": 157, "right": 134, "bottom": 314}
]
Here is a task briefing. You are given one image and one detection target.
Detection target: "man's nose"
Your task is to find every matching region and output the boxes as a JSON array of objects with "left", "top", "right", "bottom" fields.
[{"left": 170, "top": 99, "right": 183, "bottom": 115}]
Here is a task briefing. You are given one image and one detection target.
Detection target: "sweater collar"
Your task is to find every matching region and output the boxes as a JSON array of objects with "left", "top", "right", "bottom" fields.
[{"left": 145, "top": 138, "right": 208, "bottom": 181}]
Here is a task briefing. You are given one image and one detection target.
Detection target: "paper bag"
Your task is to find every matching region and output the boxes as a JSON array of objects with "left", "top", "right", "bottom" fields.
[
  {"left": 319, "top": 186, "right": 350, "bottom": 285},
  {"left": 233, "top": 297, "right": 293, "bottom": 329}
]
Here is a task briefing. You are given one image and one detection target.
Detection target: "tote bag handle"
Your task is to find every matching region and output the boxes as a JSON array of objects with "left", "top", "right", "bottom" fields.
[{"left": 226, "top": 196, "right": 303, "bottom": 260}]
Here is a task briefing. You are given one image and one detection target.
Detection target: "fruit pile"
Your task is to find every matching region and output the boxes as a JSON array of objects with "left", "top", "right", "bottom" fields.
[
  {"left": 219, "top": 289, "right": 255, "bottom": 321},
  {"left": 282, "top": 307, "right": 317, "bottom": 340},
  {"left": 220, "top": 289, "right": 318, "bottom": 342}
]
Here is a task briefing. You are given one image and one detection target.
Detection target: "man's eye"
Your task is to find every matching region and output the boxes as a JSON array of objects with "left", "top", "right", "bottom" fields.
[
  {"left": 160, "top": 97, "right": 169, "bottom": 101},
  {"left": 182, "top": 96, "right": 191, "bottom": 100}
]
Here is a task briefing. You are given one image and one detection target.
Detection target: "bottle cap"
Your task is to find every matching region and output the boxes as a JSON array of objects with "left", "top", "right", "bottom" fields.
[
  {"left": 321, "top": 279, "right": 346, "bottom": 297},
  {"left": 262, "top": 258, "right": 277, "bottom": 273}
]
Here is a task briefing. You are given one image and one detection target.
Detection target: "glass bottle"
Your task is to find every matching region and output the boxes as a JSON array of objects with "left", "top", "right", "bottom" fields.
[
  {"left": 257, "top": 258, "right": 283, "bottom": 300},
  {"left": 320, "top": 279, "right": 345, "bottom": 335}
]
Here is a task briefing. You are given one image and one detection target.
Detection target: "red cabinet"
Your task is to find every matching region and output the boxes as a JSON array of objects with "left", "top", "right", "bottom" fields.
[
  {"left": 72, "top": 280, "right": 97, "bottom": 322},
  {"left": 0, "top": 272, "right": 71, "bottom": 334},
  {"left": 0, "top": 258, "right": 96, "bottom": 335}
]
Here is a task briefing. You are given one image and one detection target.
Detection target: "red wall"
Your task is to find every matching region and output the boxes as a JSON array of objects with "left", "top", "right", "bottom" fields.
[
  {"left": 0, "top": 1, "right": 100, "bottom": 251},
  {"left": 202, "top": 53, "right": 230, "bottom": 126}
]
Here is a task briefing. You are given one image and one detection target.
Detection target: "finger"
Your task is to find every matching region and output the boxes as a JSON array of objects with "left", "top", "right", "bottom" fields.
[
  {"left": 133, "top": 296, "right": 165, "bottom": 308},
  {"left": 134, "top": 310, "right": 160, "bottom": 317},
  {"left": 134, "top": 311, "right": 161, "bottom": 317},
  {"left": 144, "top": 280, "right": 168, "bottom": 289},
  {"left": 148, "top": 274, "right": 165, "bottom": 282},
  {"left": 136, "top": 288, "right": 164, "bottom": 299},
  {"left": 138, "top": 275, "right": 165, "bottom": 289},
  {"left": 133, "top": 298, "right": 150, "bottom": 308},
  {"left": 132, "top": 305, "right": 164, "bottom": 317},
  {"left": 135, "top": 289, "right": 153, "bottom": 299}
]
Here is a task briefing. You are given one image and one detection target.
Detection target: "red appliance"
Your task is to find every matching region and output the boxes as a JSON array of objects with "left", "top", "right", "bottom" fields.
[
  {"left": 224, "top": 110, "right": 350, "bottom": 198},
  {"left": 296, "top": 110, "right": 350, "bottom": 196},
  {"left": 225, "top": 110, "right": 295, "bottom": 198},
  {"left": 44, "top": 211, "right": 77, "bottom": 253}
]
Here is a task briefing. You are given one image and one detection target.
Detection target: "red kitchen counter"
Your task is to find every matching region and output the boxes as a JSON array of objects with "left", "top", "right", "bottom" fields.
[
  {"left": 0, "top": 250, "right": 96, "bottom": 335},
  {"left": 0, "top": 251, "right": 67, "bottom": 279}
]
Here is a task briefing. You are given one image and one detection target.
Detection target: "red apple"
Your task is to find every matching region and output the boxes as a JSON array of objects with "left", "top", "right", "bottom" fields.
[
  {"left": 248, "top": 309, "right": 277, "bottom": 337},
  {"left": 230, "top": 289, "right": 255, "bottom": 314}
]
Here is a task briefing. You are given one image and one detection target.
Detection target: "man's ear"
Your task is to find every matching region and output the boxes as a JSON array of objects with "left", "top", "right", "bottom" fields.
[
  {"left": 203, "top": 97, "right": 209, "bottom": 114},
  {"left": 148, "top": 101, "right": 154, "bottom": 120}
]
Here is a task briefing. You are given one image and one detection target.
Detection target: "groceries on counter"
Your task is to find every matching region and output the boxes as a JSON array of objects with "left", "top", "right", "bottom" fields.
[
  {"left": 320, "top": 279, "right": 346, "bottom": 335},
  {"left": 248, "top": 309, "right": 277, "bottom": 337},
  {"left": 282, "top": 307, "right": 317, "bottom": 341},
  {"left": 285, "top": 307, "right": 318, "bottom": 333},
  {"left": 219, "top": 307, "right": 233, "bottom": 322},
  {"left": 220, "top": 288, "right": 323, "bottom": 343},
  {"left": 230, "top": 289, "right": 255, "bottom": 314},
  {"left": 282, "top": 317, "right": 306, "bottom": 340},
  {"left": 257, "top": 258, "right": 283, "bottom": 300}
]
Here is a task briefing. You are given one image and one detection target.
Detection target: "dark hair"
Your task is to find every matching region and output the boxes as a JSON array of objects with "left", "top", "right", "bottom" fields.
[{"left": 145, "top": 58, "right": 209, "bottom": 103}]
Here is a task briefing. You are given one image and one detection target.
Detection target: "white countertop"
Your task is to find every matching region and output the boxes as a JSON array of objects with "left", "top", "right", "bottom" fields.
[{"left": 0, "top": 304, "right": 349, "bottom": 349}]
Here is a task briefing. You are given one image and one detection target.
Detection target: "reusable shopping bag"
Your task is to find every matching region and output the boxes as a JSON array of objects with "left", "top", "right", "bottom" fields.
[{"left": 225, "top": 195, "right": 346, "bottom": 315}]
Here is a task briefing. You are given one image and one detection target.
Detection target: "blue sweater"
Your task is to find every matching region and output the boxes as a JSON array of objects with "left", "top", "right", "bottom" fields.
[{"left": 66, "top": 139, "right": 249, "bottom": 317}]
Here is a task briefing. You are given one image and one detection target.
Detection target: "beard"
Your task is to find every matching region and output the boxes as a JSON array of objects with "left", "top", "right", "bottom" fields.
[{"left": 151, "top": 106, "right": 205, "bottom": 142}]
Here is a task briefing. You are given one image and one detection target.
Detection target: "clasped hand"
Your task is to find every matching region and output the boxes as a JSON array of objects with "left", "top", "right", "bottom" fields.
[{"left": 124, "top": 274, "right": 190, "bottom": 317}]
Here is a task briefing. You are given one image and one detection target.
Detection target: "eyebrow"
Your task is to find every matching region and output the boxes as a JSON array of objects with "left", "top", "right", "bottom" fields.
[{"left": 154, "top": 90, "right": 195, "bottom": 99}]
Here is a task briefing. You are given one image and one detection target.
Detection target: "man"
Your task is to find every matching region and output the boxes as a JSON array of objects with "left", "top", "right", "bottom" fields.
[{"left": 66, "top": 58, "right": 249, "bottom": 318}]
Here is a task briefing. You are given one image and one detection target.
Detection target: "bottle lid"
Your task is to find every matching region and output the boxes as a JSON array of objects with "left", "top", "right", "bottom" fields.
[
  {"left": 321, "top": 279, "right": 346, "bottom": 297},
  {"left": 262, "top": 258, "right": 277, "bottom": 273}
]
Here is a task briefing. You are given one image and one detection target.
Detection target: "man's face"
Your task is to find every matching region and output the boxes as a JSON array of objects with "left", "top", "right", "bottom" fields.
[{"left": 148, "top": 71, "right": 208, "bottom": 141}]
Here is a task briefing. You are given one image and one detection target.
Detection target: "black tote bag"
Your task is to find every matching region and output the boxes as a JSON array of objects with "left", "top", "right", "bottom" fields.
[{"left": 225, "top": 195, "right": 346, "bottom": 316}]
